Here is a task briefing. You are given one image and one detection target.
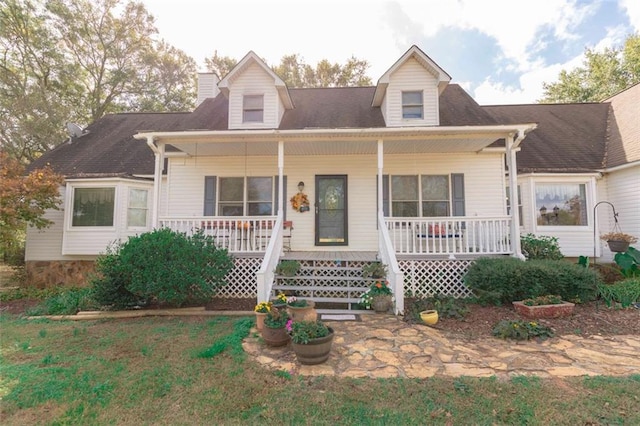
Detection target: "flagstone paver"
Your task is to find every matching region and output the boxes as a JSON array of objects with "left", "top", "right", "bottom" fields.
[{"left": 242, "top": 314, "right": 640, "bottom": 379}]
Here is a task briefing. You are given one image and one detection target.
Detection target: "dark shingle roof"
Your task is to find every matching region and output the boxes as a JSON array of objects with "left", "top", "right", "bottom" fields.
[
  {"left": 483, "top": 103, "right": 610, "bottom": 173},
  {"left": 28, "top": 112, "right": 190, "bottom": 177}
]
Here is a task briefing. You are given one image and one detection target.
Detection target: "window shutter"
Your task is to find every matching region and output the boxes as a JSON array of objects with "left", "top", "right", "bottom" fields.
[
  {"left": 275, "top": 175, "right": 287, "bottom": 220},
  {"left": 451, "top": 173, "right": 465, "bottom": 216},
  {"left": 204, "top": 176, "right": 217, "bottom": 216}
]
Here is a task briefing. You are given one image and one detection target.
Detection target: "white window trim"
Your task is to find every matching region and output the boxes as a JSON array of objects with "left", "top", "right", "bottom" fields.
[
  {"left": 531, "top": 178, "right": 593, "bottom": 232},
  {"left": 65, "top": 183, "right": 118, "bottom": 231},
  {"left": 242, "top": 94, "right": 264, "bottom": 123},
  {"left": 401, "top": 90, "right": 424, "bottom": 120},
  {"left": 126, "top": 187, "right": 150, "bottom": 229},
  {"left": 217, "top": 176, "right": 275, "bottom": 216}
]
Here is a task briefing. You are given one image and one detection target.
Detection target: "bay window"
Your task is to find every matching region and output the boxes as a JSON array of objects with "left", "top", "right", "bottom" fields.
[
  {"left": 72, "top": 187, "right": 115, "bottom": 227},
  {"left": 535, "top": 183, "right": 587, "bottom": 226}
]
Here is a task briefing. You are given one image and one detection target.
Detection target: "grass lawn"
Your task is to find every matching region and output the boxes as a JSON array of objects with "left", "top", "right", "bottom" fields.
[{"left": 1, "top": 313, "right": 638, "bottom": 425}]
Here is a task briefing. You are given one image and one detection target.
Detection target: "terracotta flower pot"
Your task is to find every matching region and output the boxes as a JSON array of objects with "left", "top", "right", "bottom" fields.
[
  {"left": 513, "top": 301, "right": 575, "bottom": 319},
  {"left": 255, "top": 312, "right": 267, "bottom": 331},
  {"left": 291, "top": 328, "right": 334, "bottom": 365},
  {"left": 287, "top": 300, "right": 316, "bottom": 321},
  {"left": 261, "top": 325, "right": 290, "bottom": 347}
]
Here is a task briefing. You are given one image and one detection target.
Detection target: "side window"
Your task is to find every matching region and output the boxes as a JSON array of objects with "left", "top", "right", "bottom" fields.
[
  {"left": 127, "top": 188, "right": 148, "bottom": 227},
  {"left": 535, "top": 183, "right": 587, "bottom": 226},
  {"left": 506, "top": 185, "right": 523, "bottom": 221},
  {"left": 72, "top": 187, "right": 115, "bottom": 227},
  {"left": 243, "top": 95, "right": 264, "bottom": 123},
  {"left": 402, "top": 91, "right": 423, "bottom": 119}
]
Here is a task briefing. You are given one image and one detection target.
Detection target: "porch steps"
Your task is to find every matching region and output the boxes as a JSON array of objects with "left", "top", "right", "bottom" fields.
[{"left": 272, "top": 253, "right": 383, "bottom": 314}]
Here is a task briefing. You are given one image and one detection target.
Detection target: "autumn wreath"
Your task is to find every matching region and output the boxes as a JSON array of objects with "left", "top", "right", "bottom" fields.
[{"left": 290, "top": 192, "right": 310, "bottom": 212}]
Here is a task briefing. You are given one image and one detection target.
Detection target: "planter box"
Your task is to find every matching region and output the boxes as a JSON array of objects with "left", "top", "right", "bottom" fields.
[{"left": 512, "top": 301, "right": 575, "bottom": 319}]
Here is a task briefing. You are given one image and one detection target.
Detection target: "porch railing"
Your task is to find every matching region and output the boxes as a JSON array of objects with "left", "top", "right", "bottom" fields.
[
  {"left": 385, "top": 216, "right": 512, "bottom": 257},
  {"left": 159, "top": 216, "right": 278, "bottom": 253},
  {"left": 256, "top": 215, "right": 284, "bottom": 303}
]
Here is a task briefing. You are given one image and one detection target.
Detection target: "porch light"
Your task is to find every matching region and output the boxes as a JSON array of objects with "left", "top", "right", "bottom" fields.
[{"left": 297, "top": 181, "right": 305, "bottom": 192}]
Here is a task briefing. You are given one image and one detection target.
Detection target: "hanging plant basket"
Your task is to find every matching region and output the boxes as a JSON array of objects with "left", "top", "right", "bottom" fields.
[{"left": 607, "top": 240, "right": 630, "bottom": 253}]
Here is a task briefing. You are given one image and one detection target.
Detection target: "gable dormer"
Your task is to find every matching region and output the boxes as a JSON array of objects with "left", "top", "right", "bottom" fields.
[
  {"left": 372, "top": 45, "right": 451, "bottom": 127},
  {"left": 218, "top": 51, "right": 294, "bottom": 130}
]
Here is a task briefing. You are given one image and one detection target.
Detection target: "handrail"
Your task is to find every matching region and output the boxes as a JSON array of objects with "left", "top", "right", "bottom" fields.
[
  {"left": 256, "top": 214, "right": 284, "bottom": 303},
  {"left": 378, "top": 211, "right": 404, "bottom": 315}
]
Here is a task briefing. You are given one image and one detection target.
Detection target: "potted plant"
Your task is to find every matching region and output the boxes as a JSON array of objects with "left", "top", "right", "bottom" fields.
[
  {"left": 600, "top": 232, "right": 638, "bottom": 253},
  {"left": 261, "top": 307, "right": 291, "bottom": 347},
  {"left": 512, "top": 294, "right": 575, "bottom": 319},
  {"left": 275, "top": 259, "right": 301, "bottom": 277},
  {"left": 254, "top": 301, "right": 272, "bottom": 331},
  {"left": 361, "top": 261, "right": 387, "bottom": 279},
  {"left": 271, "top": 291, "right": 288, "bottom": 308},
  {"left": 360, "top": 279, "right": 393, "bottom": 313},
  {"left": 286, "top": 296, "right": 316, "bottom": 321},
  {"left": 287, "top": 320, "right": 334, "bottom": 365}
]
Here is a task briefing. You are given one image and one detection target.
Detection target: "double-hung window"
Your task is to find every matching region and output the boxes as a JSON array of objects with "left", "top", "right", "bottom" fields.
[
  {"left": 218, "top": 177, "right": 273, "bottom": 216},
  {"left": 243, "top": 95, "right": 264, "bottom": 123},
  {"left": 72, "top": 187, "right": 115, "bottom": 227},
  {"left": 127, "top": 188, "right": 148, "bottom": 227},
  {"left": 402, "top": 91, "right": 423, "bottom": 119},
  {"left": 386, "top": 174, "right": 463, "bottom": 217}
]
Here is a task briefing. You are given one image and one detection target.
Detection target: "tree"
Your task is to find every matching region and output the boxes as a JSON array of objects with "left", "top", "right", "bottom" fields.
[
  {"left": 0, "top": 0, "right": 196, "bottom": 164},
  {"left": 0, "top": 151, "right": 63, "bottom": 262},
  {"left": 540, "top": 33, "right": 640, "bottom": 103},
  {"left": 205, "top": 52, "right": 373, "bottom": 88}
]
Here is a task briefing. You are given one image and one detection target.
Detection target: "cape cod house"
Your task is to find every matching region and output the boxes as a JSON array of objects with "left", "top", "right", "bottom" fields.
[{"left": 25, "top": 46, "right": 639, "bottom": 314}]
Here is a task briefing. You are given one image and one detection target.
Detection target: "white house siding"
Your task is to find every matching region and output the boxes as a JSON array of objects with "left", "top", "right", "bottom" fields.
[
  {"left": 601, "top": 165, "right": 640, "bottom": 261},
  {"left": 25, "top": 186, "right": 71, "bottom": 261},
  {"left": 228, "top": 62, "right": 279, "bottom": 129},
  {"left": 518, "top": 175, "right": 600, "bottom": 258},
  {"left": 61, "top": 179, "right": 153, "bottom": 255},
  {"left": 164, "top": 151, "right": 505, "bottom": 252},
  {"left": 384, "top": 58, "right": 439, "bottom": 127}
]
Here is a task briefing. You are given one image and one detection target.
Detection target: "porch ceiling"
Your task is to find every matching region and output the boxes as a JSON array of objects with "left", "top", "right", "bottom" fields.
[{"left": 166, "top": 137, "right": 502, "bottom": 157}]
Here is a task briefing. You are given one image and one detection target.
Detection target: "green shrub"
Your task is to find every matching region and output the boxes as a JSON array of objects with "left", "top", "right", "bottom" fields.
[
  {"left": 492, "top": 319, "right": 554, "bottom": 340},
  {"left": 464, "top": 257, "right": 600, "bottom": 305},
  {"left": 520, "top": 233, "right": 564, "bottom": 260},
  {"left": 404, "top": 295, "right": 468, "bottom": 323},
  {"left": 90, "top": 228, "right": 234, "bottom": 308},
  {"left": 26, "top": 287, "right": 97, "bottom": 316},
  {"left": 597, "top": 277, "right": 640, "bottom": 308}
]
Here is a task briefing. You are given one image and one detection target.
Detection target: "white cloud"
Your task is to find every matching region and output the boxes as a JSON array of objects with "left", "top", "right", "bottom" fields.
[{"left": 621, "top": 0, "right": 640, "bottom": 30}]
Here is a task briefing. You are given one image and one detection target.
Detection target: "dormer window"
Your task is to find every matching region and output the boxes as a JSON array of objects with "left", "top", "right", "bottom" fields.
[
  {"left": 243, "top": 95, "right": 264, "bottom": 123},
  {"left": 402, "top": 91, "right": 423, "bottom": 119}
]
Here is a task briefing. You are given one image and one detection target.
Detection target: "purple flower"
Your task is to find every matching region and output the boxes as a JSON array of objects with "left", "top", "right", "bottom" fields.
[{"left": 286, "top": 319, "right": 293, "bottom": 332}]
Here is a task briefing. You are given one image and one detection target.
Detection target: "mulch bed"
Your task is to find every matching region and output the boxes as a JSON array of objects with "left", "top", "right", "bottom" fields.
[{"left": 3, "top": 297, "right": 637, "bottom": 339}]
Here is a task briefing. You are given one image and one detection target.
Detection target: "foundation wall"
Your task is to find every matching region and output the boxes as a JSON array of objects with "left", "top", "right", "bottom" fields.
[{"left": 25, "top": 260, "right": 97, "bottom": 288}]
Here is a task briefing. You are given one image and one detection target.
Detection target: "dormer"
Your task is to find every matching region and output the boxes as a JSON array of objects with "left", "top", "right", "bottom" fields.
[
  {"left": 218, "top": 51, "right": 294, "bottom": 129},
  {"left": 372, "top": 45, "right": 451, "bottom": 127}
]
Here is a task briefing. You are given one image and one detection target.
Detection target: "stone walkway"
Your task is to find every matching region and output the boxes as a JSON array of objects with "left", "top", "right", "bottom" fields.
[{"left": 242, "top": 314, "right": 640, "bottom": 379}]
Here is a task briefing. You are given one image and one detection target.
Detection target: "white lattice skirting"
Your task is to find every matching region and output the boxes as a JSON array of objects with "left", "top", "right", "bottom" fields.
[
  {"left": 211, "top": 257, "right": 262, "bottom": 298},
  {"left": 399, "top": 259, "right": 474, "bottom": 298}
]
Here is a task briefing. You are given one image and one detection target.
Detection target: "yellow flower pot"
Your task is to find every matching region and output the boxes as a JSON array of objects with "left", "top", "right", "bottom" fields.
[{"left": 420, "top": 310, "right": 439, "bottom": 325}]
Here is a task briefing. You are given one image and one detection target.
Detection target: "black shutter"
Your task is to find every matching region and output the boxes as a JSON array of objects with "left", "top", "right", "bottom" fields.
[
  {"left": 204, "top": 176, "right": 217, "bottom": 216},
  {"left": 451, "top": 173, "right": 465, "bottom": 216}
]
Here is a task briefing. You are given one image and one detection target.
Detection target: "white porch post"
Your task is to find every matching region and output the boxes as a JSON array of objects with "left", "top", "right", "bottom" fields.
[
  {"left": 278, "top": 140, "right": 284, "bottom": 215},
  {"left": 377, "top": 139, "right": 383, "bottom": 215},
  {"left": 147, "top": 137, "right": 164, "bottom": 229},
  {"left": 506, "top": 132, "right": 524, "bottom": 259}
]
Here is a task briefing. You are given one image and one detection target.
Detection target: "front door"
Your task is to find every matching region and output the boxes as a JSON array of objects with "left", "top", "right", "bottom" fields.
[{"left": 315, "top": 175, "right": 348, "bottom": 245}]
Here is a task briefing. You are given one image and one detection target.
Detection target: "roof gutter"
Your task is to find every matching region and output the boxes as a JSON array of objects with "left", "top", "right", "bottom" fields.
[{"left": 133, "top": 123, "right": 538, "bottom": 143}]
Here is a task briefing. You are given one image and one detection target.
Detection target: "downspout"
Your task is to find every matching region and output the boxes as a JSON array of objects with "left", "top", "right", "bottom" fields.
[
  {"left": 145, "top": 136, "right": 164, "bottom": 229},
  {"left": 506, "top": 130, "right": 525, "bottom": 260}
]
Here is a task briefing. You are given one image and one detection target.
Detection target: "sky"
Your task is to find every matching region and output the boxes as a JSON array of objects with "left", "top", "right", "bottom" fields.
[{"left": 141, "top": 0, "right": 639, "bottom": 105}]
